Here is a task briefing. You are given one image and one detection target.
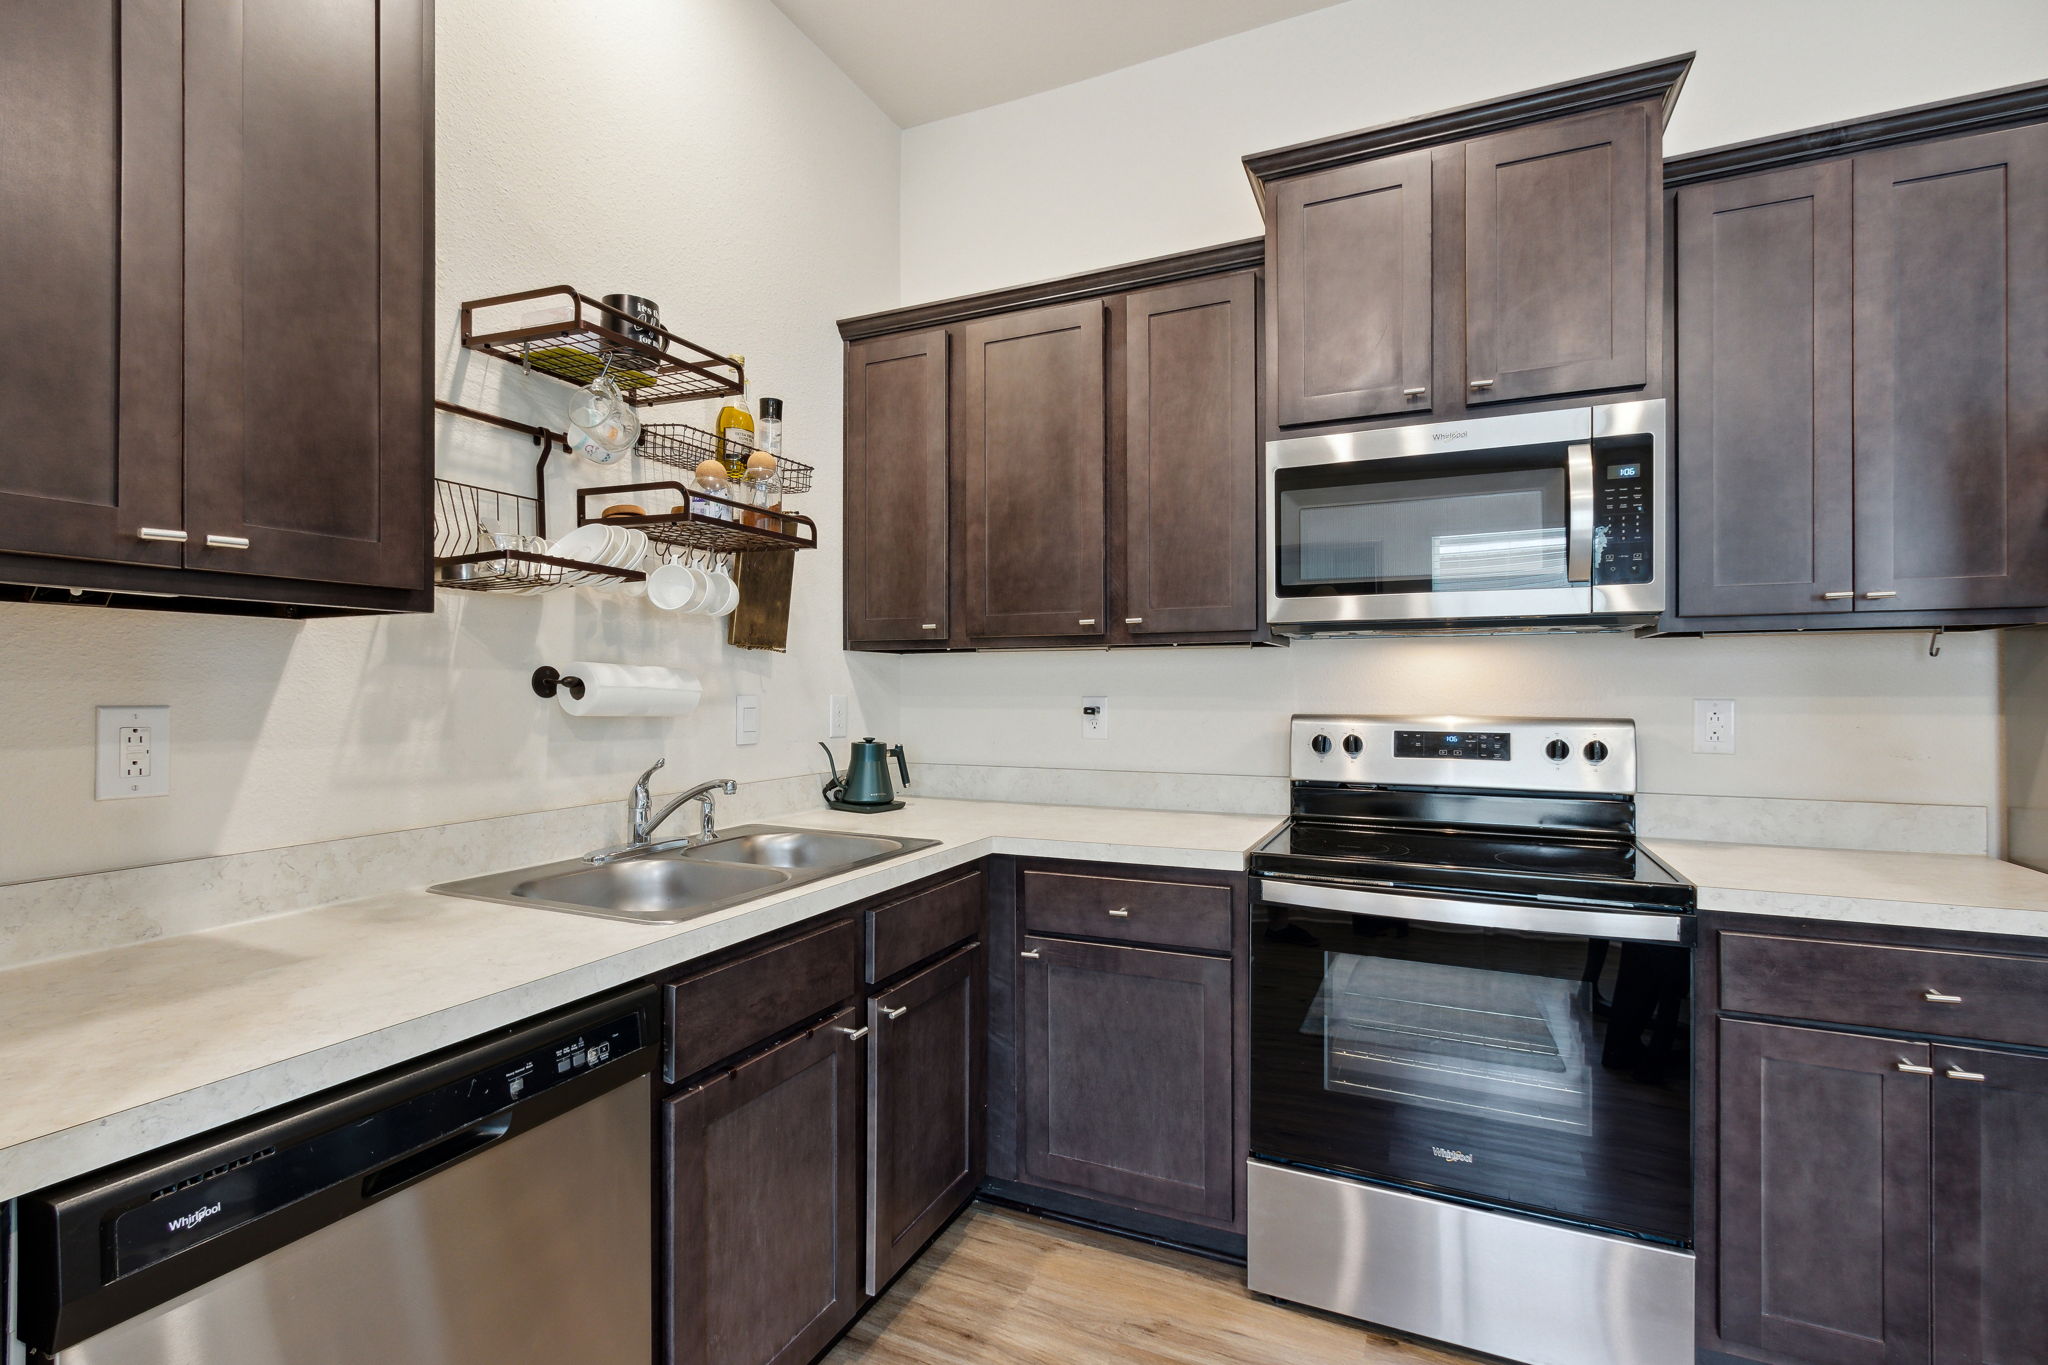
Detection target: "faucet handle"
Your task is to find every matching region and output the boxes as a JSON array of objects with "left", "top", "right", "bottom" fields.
[{"left": 633, "top": 757, "right": 666, "bottom": 792}]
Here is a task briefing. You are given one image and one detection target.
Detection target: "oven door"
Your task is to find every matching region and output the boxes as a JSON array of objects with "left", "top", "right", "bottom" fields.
[
  {"left": 1250, "top": 876, "right": 1693, "bottom": 1244},
  {"left": 1267, "top": 410, "right": 1595, "bottom": 627}
]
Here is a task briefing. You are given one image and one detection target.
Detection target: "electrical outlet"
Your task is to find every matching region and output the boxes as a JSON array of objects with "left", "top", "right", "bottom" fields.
[
  {"left": 827, "top": 694, "right": 848, "bottom": 739},
  {"left": 1694, "top": 698, "right": 1736, "bottom": 754},
  {"left": 97, "top": 705, "right": 170, "bottom": 799},
  {"left": 736, "top": 694, "right": 761, "bottom": 746},
  {"left": 1081, "top": 696, "right": 1109, "bottom": 740}
]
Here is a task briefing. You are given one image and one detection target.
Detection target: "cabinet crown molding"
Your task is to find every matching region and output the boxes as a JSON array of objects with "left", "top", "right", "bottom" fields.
[{"left": 1241, "top": 52, "right": 1693, "bottom": 210}]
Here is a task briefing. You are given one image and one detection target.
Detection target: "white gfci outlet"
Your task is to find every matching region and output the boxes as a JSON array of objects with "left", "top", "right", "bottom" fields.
[
  {"left": 1694, "top": 698, "right": 1736, "bottom": 754},
  {"left": 827, "top": 694, "right": 849, "bottom": 739},
  {"left": 1081, "top": 696, "right": 1109, "bottom": 740},
  {"left": 97, "top": 705, "right": 170, "bottom": 799}
]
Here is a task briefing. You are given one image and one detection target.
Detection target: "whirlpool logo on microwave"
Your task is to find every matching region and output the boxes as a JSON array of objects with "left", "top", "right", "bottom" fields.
[
  {"left": 167, "top": 1202, "right": 224, "bottom": 1234},
  {"left": 1431, "top": 1146, "right": 1475, "bottom": 1165}
]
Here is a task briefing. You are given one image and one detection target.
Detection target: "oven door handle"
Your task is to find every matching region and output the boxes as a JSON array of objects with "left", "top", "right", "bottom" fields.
[
  {"left": 1257, "top": 877, "right": 1690, "bottom": 945},
  {"left": 1566, "top": 441, "right": 1595, "bottom": 585}
]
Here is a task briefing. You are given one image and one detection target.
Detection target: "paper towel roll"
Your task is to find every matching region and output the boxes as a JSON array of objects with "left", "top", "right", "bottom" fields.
[{"left": 554, "top": 662, "right": 703, "bottom": 718}]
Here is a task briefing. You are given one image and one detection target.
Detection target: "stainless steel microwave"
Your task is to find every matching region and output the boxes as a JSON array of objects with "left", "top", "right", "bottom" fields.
[{"left": 1265, "top": 401, "right": 1667, "bottom": 634}]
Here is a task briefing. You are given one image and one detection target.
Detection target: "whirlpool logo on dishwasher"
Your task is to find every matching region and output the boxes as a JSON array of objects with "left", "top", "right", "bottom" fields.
[
  {"left": 167, "top": 1202, "right": 224, "bottom": 1234},
  {"left": 1431, "top": 1147, "right": 1475, "bottom": 1165}
]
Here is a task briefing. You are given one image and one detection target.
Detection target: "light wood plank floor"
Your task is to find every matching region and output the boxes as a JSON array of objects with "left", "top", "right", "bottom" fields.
[{"left": 824, "top": 1204, "right": 1488, "bottom": 1365}]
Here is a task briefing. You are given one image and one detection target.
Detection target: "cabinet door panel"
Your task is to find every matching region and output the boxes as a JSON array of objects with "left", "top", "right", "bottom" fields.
[
  {"left": 846, "top": 328, "right": 950, "bottom": 644},
  {"left": 665, "top": 1013, "right": 863, "bottom": 1365},
  {"left": 867, "top": 944, "right": 983, "bottom": 1294},
  {"left": 1717, "top": 1020, "right": 1931, "bottom": 1365},
  {"left": 1932, "top": 1045, "right": 2048, "bottom": 1365},
  {"left": 0, "top": 0, "right": 183, "bottom": 565},
  {"left": 1465, "top": 103, "right": 1651, "bottom": 404},
  {"left": 1018, "top": 935, "right": 1233, "bottom": 1222},
  {"left": 182, "top": 0, "right": 428, "bottom": 588},
  {"left": 959, "top": 301, "right": 1106, "bottom": 639},
  {"left": 1270, "top": 151, "right": 1433, "bottom": 425},
  {"left": 1676, "top": 163, "right": 1854, "bottom": 617},
  {"left": 1853, "top": 125, "right": 2048, "bottom": 612},
  {"left": 1122, "top": 272, "right": 1259, "bottom": 635}
]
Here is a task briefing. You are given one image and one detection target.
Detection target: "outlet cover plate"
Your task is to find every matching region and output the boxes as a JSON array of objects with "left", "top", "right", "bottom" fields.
[
  {"left": 97, "top": 705, "right": 169, "bottom": 799},
  {"left": 1081, "top": 696, "right": 1109, "bottom": 741},
  {"left": 1694, "top": 698, "right": 1736, "bottom": 754},
  {"left": 736, "top": 694, "right": 761, "bottom": 746},
  {"left": 827, "top": 694, "right": 848, "bottom": 739}
]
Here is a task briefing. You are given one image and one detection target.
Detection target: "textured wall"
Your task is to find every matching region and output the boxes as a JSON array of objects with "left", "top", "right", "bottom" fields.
[{"left": 0, "top": 0, "right": 901, "bottom": 884}]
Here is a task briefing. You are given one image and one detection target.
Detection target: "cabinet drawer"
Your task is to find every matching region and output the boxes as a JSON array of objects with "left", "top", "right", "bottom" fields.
[
  {"left": 866, "top": 869, "right": 984, "bottom": 984},
  {"left": 666, "top": 919, "right": 860, "bottom": 1083},
  {"left": 1021, "top": 869, "right": 1233, "bottom": 954},
  {"left": 1720, "top": 931, "right": 2048, "bottom": 1048}
]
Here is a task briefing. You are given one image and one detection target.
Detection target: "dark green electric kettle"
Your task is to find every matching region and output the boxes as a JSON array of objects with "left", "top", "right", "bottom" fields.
[{"left": 820, "top": 738, "right": 909, "bottom": 812}]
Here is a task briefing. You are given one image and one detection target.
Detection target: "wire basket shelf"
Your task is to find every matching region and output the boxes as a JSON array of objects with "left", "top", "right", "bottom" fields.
[
  {"left": 575, "top": 481, "right": 819, "bottom": 555},
  {"left": 460, "top": 287, "right": 743, "bottom": 408}
]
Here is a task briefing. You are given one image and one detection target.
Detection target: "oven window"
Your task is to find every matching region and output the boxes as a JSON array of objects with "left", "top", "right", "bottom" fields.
[{"left": 1276, "top": 451, "right": 1571, "bottom": 598}]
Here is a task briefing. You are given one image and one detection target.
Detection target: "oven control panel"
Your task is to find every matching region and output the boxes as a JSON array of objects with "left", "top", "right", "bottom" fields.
[
  {"left": 1293, "top": 716, "right": 1636, "bottom": 796},
  {"left": 1593, "top": 456, "right": 1654, "bottom": 585},
  {"left": 1393, "top": 730, "right": 1509, "bottom": 761}
]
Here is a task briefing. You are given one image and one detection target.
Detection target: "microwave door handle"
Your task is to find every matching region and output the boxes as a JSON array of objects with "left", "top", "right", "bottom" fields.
[{"left": 1565, "top": 441, "right": 1595, "bottom": 584}]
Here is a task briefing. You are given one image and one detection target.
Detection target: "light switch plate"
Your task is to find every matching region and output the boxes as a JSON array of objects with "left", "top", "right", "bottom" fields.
[
  {"left": 97, "top": 705, "right": 169, "bottom": 799},
  {"left": 1081, "top": 696, "right": 1109, "bottom": 740},
  {"left": 1694, "top": 698, "right": 1736, "bottom": 754},
  {"left": 827, "top": 694, "right": 848, "bottom": 739},
  {"left": 736, "top": 694, "right": 761, "bottom": 746}
]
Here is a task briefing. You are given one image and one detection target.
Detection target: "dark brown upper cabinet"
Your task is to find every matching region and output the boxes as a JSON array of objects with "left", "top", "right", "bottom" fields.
[
  {"left": 1269, "top": 151, "right": 1433, "bottom": 425},
  {"left": 959, "top": 300, "right": 1109, "bottom": 641},
  {"left": 1664, "top": 86, "right": 2048, "bottom": 634},
  {"left": 844, "top": 328, "right": 951, "bottom": 646},
  {"left": 1463, "top": 104, "right": 1650, "bottom": 405},
  {"left": 0, "top": 0, "right": 432, "bottom": 616},
  {"left": 1247, "top": 55, "right": 1688, "bottom": 439},
  {"left": 838, "top": 242, "right": 1273, "bottom": 652},
  {"left": 1121, "top": 272, "right": 1260, "bottom": 636}
]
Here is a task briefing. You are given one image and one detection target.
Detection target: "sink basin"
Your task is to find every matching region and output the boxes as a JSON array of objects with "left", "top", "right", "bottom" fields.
[
  {"left": 684, "top": 830, "right": 904, "bottom": 871},
  {"left": 431, "top": 824, "right": 940, "bottom": 925}
]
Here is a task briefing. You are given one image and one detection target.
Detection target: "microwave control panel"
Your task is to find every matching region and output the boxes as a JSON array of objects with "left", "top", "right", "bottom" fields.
[{"left": 1593, "top": 457, "right": 1653, "bottom": 584}]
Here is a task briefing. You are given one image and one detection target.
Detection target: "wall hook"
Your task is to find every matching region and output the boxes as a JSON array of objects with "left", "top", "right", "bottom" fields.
[{"left": 1929, "top": 629, "right": 1944, "bottom": 658}]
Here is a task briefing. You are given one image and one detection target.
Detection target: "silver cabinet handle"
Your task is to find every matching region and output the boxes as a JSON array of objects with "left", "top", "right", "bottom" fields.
[
  {"left": 1864, "top": 591, "right": 1898, "bottom": 600},
  {"left": 1107, "top": 907, "right": 1131, "bottom": 918},
  {"left": 1896, "top": 1060, "right": 1935, "bottom": 1075},
  {"left": 1019, "top": 949, "right": 1041, "bottom": 960},
  {"left": 205, "top": 534, "right": 251, "bottom": 550},
  {"left": 836, "top": 1025, "right": 869, "bottom": 1041},
  {"left": 1402, "top": 386, "right": 1427, "bottom": 398},
  {"left": 1943, "top": 1066, "right": 1986, "bottom": 1082},
  {"left": 137, "top": 527, "right": 188, "bottom": 543},
  {"left": 1924, "top": 990, "right": 1963, "bottom": 1004},
  {"left": 879, "top": 1005, "right": 908, "bottom": 1020},
  {"left": 1124, "top": 617, "right": 1143, "bottom": 624},
  {"left": 1821, "top": 591, "right": 1855, "bottom": 600},
  {"left": 1078, "top": 618, "right": 1097, "bottom": 627},
  {"left": 920, "top": 623, "right": 939, "bottom": 630},
  {"left": 1469, "top": 379, "right": 1495, "bottom": 390}
]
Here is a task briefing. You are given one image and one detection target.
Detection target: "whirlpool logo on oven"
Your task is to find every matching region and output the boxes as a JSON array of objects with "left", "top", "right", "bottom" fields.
[
  {"left": 167, "top": 1201, "right": 224, "bottom": 1234},
  {"left": 1431, "top": 1146, "right": 1475, "bottom": 1165}
]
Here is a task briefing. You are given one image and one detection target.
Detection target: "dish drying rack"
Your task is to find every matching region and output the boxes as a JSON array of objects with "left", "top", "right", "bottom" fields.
[{"left": 459, "top": 287, "right": 743, "bottom": 407}]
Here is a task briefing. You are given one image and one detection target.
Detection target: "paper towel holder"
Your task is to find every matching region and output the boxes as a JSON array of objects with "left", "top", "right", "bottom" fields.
[{"left": 531, "top": 665, "right": 587, "bottom": 702}]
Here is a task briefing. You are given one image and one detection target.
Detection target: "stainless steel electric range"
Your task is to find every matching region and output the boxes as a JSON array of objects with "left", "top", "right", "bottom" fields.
[{"left": 1247, "top": 715, "right": 1695, "bottom": 1365}]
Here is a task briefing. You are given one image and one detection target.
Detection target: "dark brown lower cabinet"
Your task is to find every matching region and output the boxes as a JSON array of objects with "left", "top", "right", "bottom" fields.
[
  {"left": 1930, "top": 1046, "right": 2048, "bottom": 1364},
  {"left": 865, "top": 943, "right": 984, "bottom": 1294},
  {"left": 664, "top": 1010, "right": 864, "bottom": 1365},
  {"left": 1016, "top": 933, "right": 1234, "bottom": 1223}
]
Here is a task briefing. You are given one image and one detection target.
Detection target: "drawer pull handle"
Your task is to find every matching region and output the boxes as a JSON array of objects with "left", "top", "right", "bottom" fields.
[
  {"left": 1943, "top": 1066, "right": 1987, "bottom": 1082},
  {"left": 879, "top": 1005, "right": 908, "bottom": 1020},
  {"left": 1124, "top": 617, "right": 1144, "bottom": 624},
  {"left": 1019, "top": 949, "right": 1041, "bottom": 960},
  {"left": 1924, "top": 990, "right": 1963, "bottom": 1004},
  {"left": 1864, "top": 591, "right": 1898, "bottom": 600},
  {"left": 205, "top": 534, "right": 252, "bottom": 550},
  {"left": 920, "top": 623, "right": 939, "bottom": 630},
  {"left": 836, "top": 1026, "right": 870, "bottom": 1042},
  {"left": 1821, "top": 591, "right": 1855, "bottom": 600},
  {"left": 1107, "top": 907, "right": 1131, "bottom": 918},
  {"left": 1469, "top": 379, "right": 1495, "bottom": 391},
  {"left": 1896, "top": 1060, "right": 1935, "bottom": 1075},
  {"left": 1078, "top": 618, "right": 1097, "bottom": 627},
  {"left": 1403, "top": 386, "right": 1427, "bottom": 398},
  {"left": 137, "top": 527, "right": 188, "bottom": 543}
]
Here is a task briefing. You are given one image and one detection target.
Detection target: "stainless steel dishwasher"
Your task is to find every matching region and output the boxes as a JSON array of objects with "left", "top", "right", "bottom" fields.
[{"left": 15, "top": 987, "right": 657, "bottom": 1364}]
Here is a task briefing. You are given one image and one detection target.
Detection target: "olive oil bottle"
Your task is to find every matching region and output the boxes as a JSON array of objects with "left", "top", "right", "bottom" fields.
[{"left": 712, "top": 357, "right": 754, "bottom": 479}]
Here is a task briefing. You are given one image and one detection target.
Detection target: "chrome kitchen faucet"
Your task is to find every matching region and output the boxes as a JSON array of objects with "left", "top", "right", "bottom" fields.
[{"left": 585, "top": 759, "right": 737, "bottom": 864}]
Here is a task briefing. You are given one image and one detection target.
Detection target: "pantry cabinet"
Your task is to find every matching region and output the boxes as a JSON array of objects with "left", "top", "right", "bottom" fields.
[
  {"left": 0, "top": 0, "right": 432, "bottom": 615},
  {"left": 1666, "top": 95, "right": 2048, "bottom": 633}
]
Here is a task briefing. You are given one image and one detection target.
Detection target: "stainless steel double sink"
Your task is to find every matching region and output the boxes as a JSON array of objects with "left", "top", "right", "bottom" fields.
[{"left": 430, "top": 825, "right": 940, "bottom": 925}]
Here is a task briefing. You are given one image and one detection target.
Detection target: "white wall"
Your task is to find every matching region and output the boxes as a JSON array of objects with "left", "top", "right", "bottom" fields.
[
  {"left": 900, "top": 0, "right": 2048, "bottom": 299},
  {"left": 892, "top": 0, "right": 2033, "bottom": 821},
  {"left": 0, "top": 0, "right": 901, "bottom": 886}
]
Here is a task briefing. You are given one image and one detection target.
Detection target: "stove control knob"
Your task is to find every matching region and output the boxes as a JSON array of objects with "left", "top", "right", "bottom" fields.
[
  {"left": 1545, "top": 739, "right": 1571, "bottom": 762},
  {"left": 1311, "top": 733, "right": 1332, "bottom": 756},
  {"left": 1342, "top": 734, "right": 1363, "bottom": 757},
  {"left": 1584, "top": 739, "right": 1610, "bottom": 764}
]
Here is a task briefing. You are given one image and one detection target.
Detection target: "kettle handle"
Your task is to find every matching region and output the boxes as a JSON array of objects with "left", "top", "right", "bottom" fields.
[
  {"left": 889, "top": 743, "right": 910, "bottom": 789},
  {"left": 818, "top": 741, "right": 845, "bottom": 799}
]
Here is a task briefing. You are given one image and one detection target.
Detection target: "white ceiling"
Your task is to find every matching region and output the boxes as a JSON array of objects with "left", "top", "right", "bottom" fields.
[{"left": 770, "top": 0, "right": 1350, "bottom": 127}]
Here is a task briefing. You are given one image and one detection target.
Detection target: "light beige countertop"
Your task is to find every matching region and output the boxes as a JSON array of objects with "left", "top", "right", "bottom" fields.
[
  {"left": 0, "top": 798, "right": 1278, "bottom": 1201},
  {"left": 1646, "top": 839, "right": 2048, "bottom": 938}
]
